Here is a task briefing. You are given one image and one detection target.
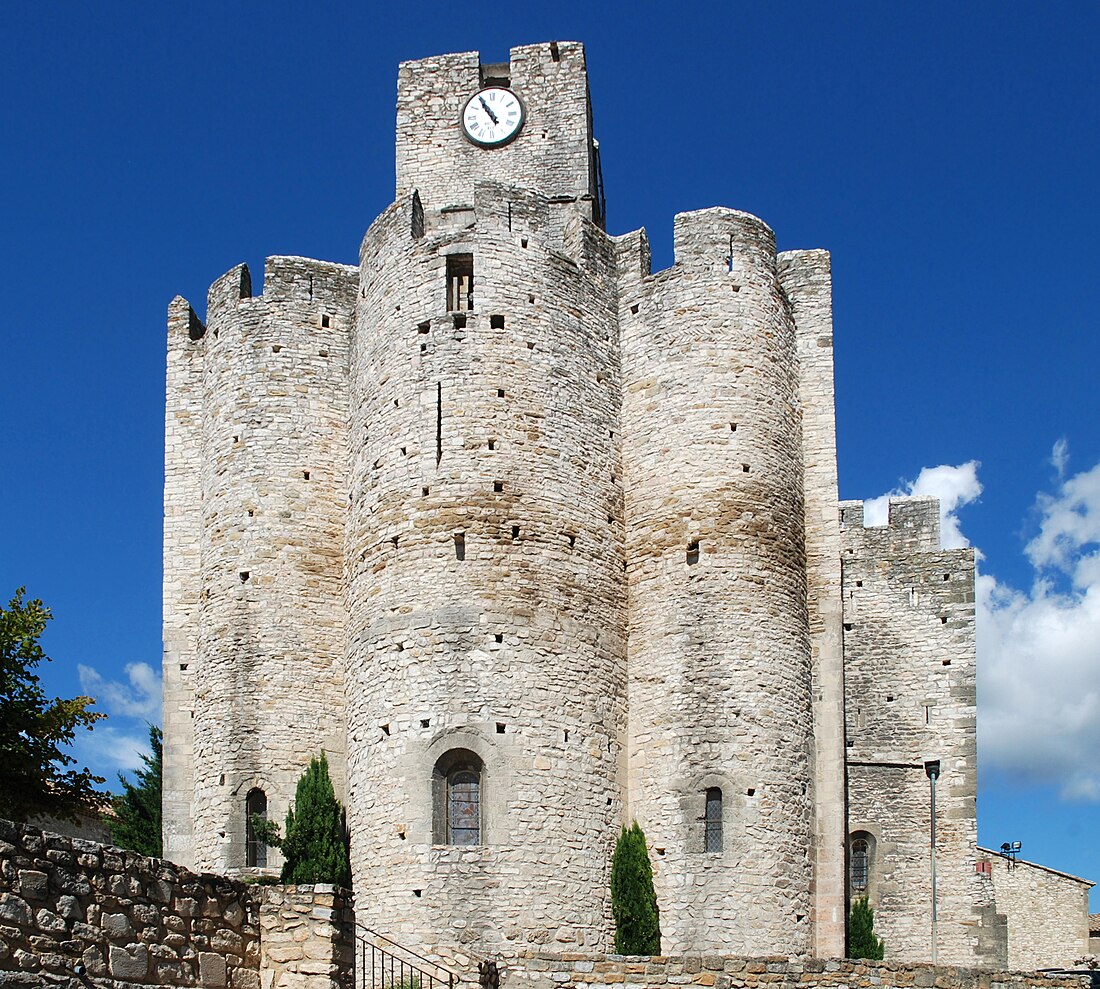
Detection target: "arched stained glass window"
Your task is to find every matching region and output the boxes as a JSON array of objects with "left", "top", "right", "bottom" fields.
[
  {"left": 850, "top": 837, "right": 870, "bottom": 892},
  {"left": 704, "top": 787, "right": 723, "bottom": 853},
  {"left": 246, "top": 788, "right": 267, "bottom": 868},
  {"left": 448, "top": 769, "right": 481, "bottom": 845}
]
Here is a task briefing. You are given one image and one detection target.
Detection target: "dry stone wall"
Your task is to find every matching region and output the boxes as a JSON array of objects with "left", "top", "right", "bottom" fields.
[{"left": 501, "top": 951, "right": 1086, "bottom": 989}]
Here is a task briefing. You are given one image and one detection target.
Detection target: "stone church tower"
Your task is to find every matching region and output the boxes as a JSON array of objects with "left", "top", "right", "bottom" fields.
[{"left": 163, "top": 41, "right": 1005, "bottom": 966}]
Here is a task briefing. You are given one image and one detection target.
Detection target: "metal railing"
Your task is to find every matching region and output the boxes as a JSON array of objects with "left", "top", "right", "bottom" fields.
[{"left": 355, "top": 928, "right": 456, "bottom": 989}]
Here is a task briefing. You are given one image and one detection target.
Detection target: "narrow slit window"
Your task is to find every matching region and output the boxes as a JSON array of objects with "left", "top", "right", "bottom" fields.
[
  {"left": 454, "top": 532, "right": 466, "bottom": 560},
  {"left": 686, "top": 541, "right": 700, "bottom": 565},
  {"left": 447, "top": 254, "right": 474, "bottom": 312},
  {"left": 850, "top": 837, "right": 870, "bottom": 892},
  {"left": 704, "top": 787, "right": 722, "bottom": 852}
]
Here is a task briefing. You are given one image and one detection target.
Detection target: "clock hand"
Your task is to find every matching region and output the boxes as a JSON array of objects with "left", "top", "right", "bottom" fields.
[{"left": 478, "top": 95, "right": 499, "bottom": 125}]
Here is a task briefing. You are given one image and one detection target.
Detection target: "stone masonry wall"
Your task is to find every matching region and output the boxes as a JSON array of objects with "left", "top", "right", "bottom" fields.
[
  {"left": 0, "top": 820, "right": 259, "bottom": 987},
  {"left": 0, "top": 821, "right": 355, "bottom": 989},
  {"left": 841, "top": 499, "right": 1003, "bottom": 967},
  {"left": 501, "top": 951, "right": 1084, "bottom": 989},
  {"left": 618, "top": 208, "right": 814, "bottom": 955},
  {"left": 978, "top": 851, "right": 1091, "bottom": 970}
]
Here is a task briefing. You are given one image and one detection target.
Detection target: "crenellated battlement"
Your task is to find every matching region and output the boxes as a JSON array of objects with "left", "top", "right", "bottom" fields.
[
  {"left": 672, "top": 207, "right": 777, "bottom": 275},
  {"left": 839, "top": 495, "right": 944, "bottom": 556}
]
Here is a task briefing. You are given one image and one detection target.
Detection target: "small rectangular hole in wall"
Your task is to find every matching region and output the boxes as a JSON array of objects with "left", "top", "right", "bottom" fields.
[
  {"left": 321, "top": 313, "right": 331, "bottom": 328},
  {"left": 303, "top": 471, "right": 310, "bottom": 480},
  {"left": 220, "top": 774, "right": 225, "bottom": 786},
  {"left": 239, "top": 571, "right": 250, "bottom": 582},
  {"left": 454, "top": 533, "right": 465, "bottom": 560},
  {"left": 422, "top": 486, "right": 430, "bottom": 496},
  {"left": 494, "top": 633, "right": 503, "bottom": 643},
  {"left": 731, "top": 284, "right": 741, "bottom": 292},
  {"left": 511, "top": 525, "right": 520, "bottom": 539},
  {"left": 944, "top": 573, "right": 951, "bottom": 581},
  {"left": 526, "top": 341, "right": 535, "bottom": 350},
  {"left": 549, "top": 40, "right": 560, "bottom": 61},
  {"left": 272, "top": 345, "right": 281, "bottom": 353},
  {"left": 742, "top": 463, "right": 750, "bottom": 472},
  {"left": 844, "top": 623, "right": 853, "bottom": 631},
  {"left": 528, "top": 294, "right": 535, "bottom": 303},
  {"left": 655, "top": 847, "right": 665, "bottom": 856},
  {"left": 381, "top": 724, "right": 390, "bottom": 736},
  {"left": 418, "top": 321, "right": 430, "bottom": 334},
  {"left": 856, "top": 580, "right": 863, "bottom": 587},
  {"left": 596, "top": 372, "right": 606, "bottom": 383},
  {"left": 942, "top": 659, "right": 952, "bottom": 666},
  {"left": 730, "top": 423, "right": 737, "bottom": 431},
  {"left": 747, "top": 788, "right": 756, "bottom": 796},
  {"left": 608, "top": 514, "right": 614, "bottom": 524},
  {"left": 496, "top": 723, "right": 506, "bottom": 734},
  {"left": 420, "top": 719, "right": 430, "bottom": 728},
  {"left": 180, "top": 663, "right": 188, "bottom": 671},
  {"left": 319, "top": 350, "right": 328, "bottom": 358},
  {"left": 391, "top": 536, "right": 399, "bottom": 549},
  {"left": 488, "top": 438, "right": 496, "bottom": 450},
  {"left": 233, "top": 435, "right": 239, "bottom": 443},
  {"left": 629, "top": 304, "right": 639, "bottom": 315},
  {"left": 398, "top": 831, "right": 406, "bottom": 840},
  {"left": 490, "top": 314, "right": 505, "bottom": 329},
  {"left": 493, "top": 481, "right": 504, "bottom": 493},
  {"left": 686, "top": 541, "right": 700, "bottom": 565},
  {"left": 420, "top": 343, "right": 427, "bottom": 353},
  {"left": 886, "top": 695, "right": 895, "bottom": 702},
  {"left": 452, "top": 313, "right": 467, "bottom": 329},
  {"left": 497, "top": 388, "right": 505, "bottom": 398},
  {"left": 400, "top": 447, "right": 407, "bottom": 456},
  {"left": 941, "top": 616, "right": 948, "bottom": 624},
  {"left": 521, "top": 237, "right": 528, "bottom": 248},
  {"left": 413, "top": 889, "right": 422, "bottom": 897},
  {"left": 564, "top": 730, "right": 570, "bottom": 742},
  {"left": 447, "top": 253, "right": 474, "bottom": 311},
  {"left": 395, "top": 642, "right": 404, "bottom": 652},
  {"left": 925, "top": 706, "right": 931, "bottom": 723},
  {"left": 394, "top": 398, "right": 400, "bottom": 408},
  {"left": 607, "top": 796, "right": 613, "bottom": 806},
  {"left": 568, "top": 534, "right": 576, "bottom": 548}
]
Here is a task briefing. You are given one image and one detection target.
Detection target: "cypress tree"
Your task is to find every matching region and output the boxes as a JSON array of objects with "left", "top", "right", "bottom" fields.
[
  {"left": 848, "top": 896, "right": 885, "bottom": 959},
  {"left": 610, "top": 821, "right": 661, "bottom": 955},
  {"left": 109, "top": 724, "right": 162, "bottom": 857},
  {"left": 253, "top": 751, "right": 350, "bottom": 886}
]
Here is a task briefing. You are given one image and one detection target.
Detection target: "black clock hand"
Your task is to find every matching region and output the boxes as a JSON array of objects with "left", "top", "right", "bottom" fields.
[{"left": 479, "top": 95, "right": 499, "bottom": 124}]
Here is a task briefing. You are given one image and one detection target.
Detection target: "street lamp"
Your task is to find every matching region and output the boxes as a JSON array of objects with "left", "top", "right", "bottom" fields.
[{"left": 925, "top": 760, "right": 941, "bottom": 966}]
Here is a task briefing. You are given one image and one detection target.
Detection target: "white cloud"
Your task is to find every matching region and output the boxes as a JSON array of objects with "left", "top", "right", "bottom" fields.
[
  {"left": 78, "top": 662, "right": 162, "bottom": 722},
  {"left": 1051, "top": 437, "right": 1070, "bottom": 480},
  {"left": 977, "top": 458, "right": 1100, "bottom": 801},
  {"left": 861, "top": 461, "right": 982, "bottom": 549},
  {"left": 68, "top": 723, "right": 150, "bottom": 779}
]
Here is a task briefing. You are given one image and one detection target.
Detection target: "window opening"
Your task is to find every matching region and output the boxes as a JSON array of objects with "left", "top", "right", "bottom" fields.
[
  {"left": 850, "top": 837, "right": 870, "bottom": 893},
  {"left": 246, "top": 789, "right": 267, "bottom": 868},
  {"left": 448, "top": 769, "right": 480, "bottom": 845},
  {"left": 686, "top": 541, "right": 700, "bottom": 565},
  {"left": 454, "top": 532, "right": 466, "bottom": 560},
  {"left": 436, "top": 383, "right": 442, "bottom": 465},
  {"left": 704, "top": 787, "right": 722, "bottom": 852},
  {"left": 447, "top": 254, "right": 474, "bottom": 312}
]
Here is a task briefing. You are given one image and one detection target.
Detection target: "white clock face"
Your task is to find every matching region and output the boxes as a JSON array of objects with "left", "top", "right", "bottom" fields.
[{"left": 461, "top": 87, "right": 525, "bottom": 147}]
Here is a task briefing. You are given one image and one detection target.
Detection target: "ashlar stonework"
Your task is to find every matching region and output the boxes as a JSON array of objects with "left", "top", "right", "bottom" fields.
[{"left": 161, "top": 41, "right": 1092, "bottom": 971}]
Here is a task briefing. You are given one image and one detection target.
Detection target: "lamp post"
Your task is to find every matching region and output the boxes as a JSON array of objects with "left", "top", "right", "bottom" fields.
[{"left": 924, "top": 760, "right": 941, "bottom": 966}]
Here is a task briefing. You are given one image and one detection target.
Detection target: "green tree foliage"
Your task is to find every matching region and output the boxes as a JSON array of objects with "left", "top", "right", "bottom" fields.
[
  {"left": 0, "top": 588, "right": 105, "bottom": 823},
  {"left": 109, "top": 724, "right": 162, "bottom": 857},
  {"left": 848, "top": 896, "right": 885, "bottom": 960},
  {"left": 610, "top": 821, "right": 661, "bottom": 955},
  {"left": 253, "top": 752, "right": 350, "bottom": 886}
]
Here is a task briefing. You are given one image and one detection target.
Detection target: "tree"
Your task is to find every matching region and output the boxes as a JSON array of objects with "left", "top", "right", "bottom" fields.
[
  {"left": 253, "top": 751, "right": 350, "bottom": 885},
  {"left": 610, "top": 821, "right": 661, "bottom": 954},
  {"left": 0, "top": 588, "right": 105, "bottom": 823},
  {"left": 848, "top": 896, "right": 885, "bottom": 960},
  {"left": 109, "top": 724, "right": 162, "bottom": 857}
]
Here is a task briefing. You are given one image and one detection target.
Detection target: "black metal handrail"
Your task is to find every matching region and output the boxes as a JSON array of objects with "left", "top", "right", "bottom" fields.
[{"left": 355, "top": 928, "right": 456, "bottom": 989}]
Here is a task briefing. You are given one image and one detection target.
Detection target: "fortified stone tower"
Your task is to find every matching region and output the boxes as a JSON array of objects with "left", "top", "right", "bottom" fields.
[{"left": 162, "top": 40, "right": 885, "bottom": 964}]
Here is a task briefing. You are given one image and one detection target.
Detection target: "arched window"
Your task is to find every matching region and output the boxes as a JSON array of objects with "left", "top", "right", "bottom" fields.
[
  {"left": 246, "top": 788, "right": 267, "bottom": 868},
  {"left": 448, "top": 769, "right": 481, "bottom": 845},
  {"left": 433, "top": 748, "right": 485, "bottom": 846},
  {"left": 850, "top": 833, "right": 874, "bottom": 895},
  {"left": 704, "top": 787, "right": 723, "bottom": 852}
]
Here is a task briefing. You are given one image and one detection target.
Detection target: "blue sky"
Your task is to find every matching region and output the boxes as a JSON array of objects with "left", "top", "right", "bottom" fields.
[{"left": 2, "top": 3, "right": 1097, "bottom": 905}]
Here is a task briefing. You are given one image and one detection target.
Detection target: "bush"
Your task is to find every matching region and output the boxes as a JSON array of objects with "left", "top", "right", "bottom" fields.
[
  {"left": 848, "top": 896, "right": 885, "bottom": 959},
  {"left": 610, "top": 821, "right": 661, "bottom": 954},
  {"left": 253, "top": 751, "right": 350, "bottom": 886}
]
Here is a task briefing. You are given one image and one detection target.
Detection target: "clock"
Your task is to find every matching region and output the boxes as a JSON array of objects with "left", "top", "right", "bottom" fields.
[{"left": 461, "top": 87, "right": 525, "bottom": 148}]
